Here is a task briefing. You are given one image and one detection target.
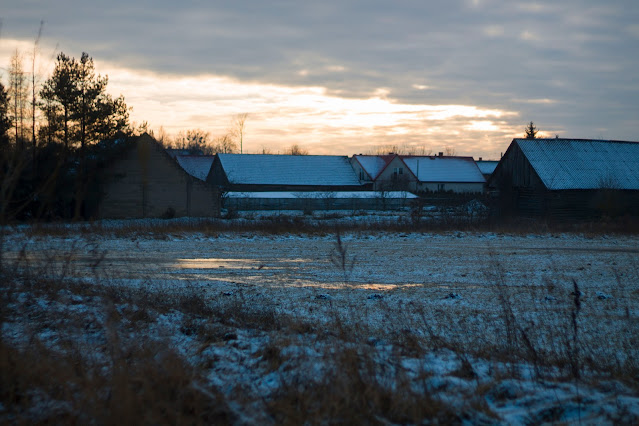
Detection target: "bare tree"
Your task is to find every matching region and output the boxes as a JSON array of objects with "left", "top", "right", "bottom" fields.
[
  {"left": 232, "top": 113, "right": 248, "bottom": 154},
  {"left": 8, "top": 49, "right": 28, "bottom": 147},
  {"left": 154, "top": 126, "right": 170, "bottom": 146},
  {"left": 444, "top": 146, "right": 456, "bottom": 156},
  {"left": 174, "top": 128, "right": 212, "bottom": 153},
  {"left": 368, "top": 144, "right": 431, "bottom": 156},
  {"left": 259, "top": 144, "right": 272, "bottom": 154},
  {"left": 286, "top": 144, "right": 308, "bottom": 155},
  {"left": 212, "top": 133, "right": 237, "bottom": 154},
  {"left": 30, "top": 21, "right": 44, "bottom": 159}
]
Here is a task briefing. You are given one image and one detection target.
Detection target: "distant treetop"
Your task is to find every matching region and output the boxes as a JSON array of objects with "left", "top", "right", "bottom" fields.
[{"left": 524, "top": 121, "right": 538, "bottom": 139}]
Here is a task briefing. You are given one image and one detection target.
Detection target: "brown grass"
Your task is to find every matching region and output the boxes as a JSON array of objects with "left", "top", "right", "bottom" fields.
[
  {"left": 2, "top": 227, "right": 639, "bottom": 424},
  {"left": 12, "top": 209, "right": 639, "bottom": 240},
  {"left": 0, "top": 324, "right": 233, "bottom": 425}
]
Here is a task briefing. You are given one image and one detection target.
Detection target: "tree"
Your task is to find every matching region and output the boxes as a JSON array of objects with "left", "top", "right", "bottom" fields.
[
  {"left": 30, "top": 21, "right": 44, "bottom": 157},
  {"left": 8, "top": 50, "right": 28, "bottom": 147},
  {"left": 0, "top": 83, "right": 11, "bottom": 141},
  {"left": 212, "top": 133, "right": 237, "bottom": 154},
  {"left": 232, "top": 113, "right": 248, "bottom": 154},
  {"left": 444, "top": 146, "right": 456, "bottom": 156},
  {"left": 39, "top": 52, "right": 130, "bottom": 149},
  {"left": 39, "top": 53, "right": 77, "bottom": 148},
  {"left": 74, "top": 52, "right": 108, "bottom": 150},
  {"left": 524, "top": 121, "right": 538, "bottom": 139},
  {"left": 287, "top": 144, "right": 309, "bottom": 155},
  {"left": 174, "top": 129, "right": 214, "bottom": 153}
]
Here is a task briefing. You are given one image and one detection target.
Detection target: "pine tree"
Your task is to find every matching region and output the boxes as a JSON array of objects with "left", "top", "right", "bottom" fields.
[
  {"left": 39, "top": 52, "right": 130, "bottom": 149},
  {"left": 524, "top": 121, "right": 538, "bottom": 139}
]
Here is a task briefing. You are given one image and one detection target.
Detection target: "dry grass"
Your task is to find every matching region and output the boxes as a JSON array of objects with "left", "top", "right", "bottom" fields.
[
  {"left": 2, "top": 228, "right": 638, "bottom": 424},
  {"left": 11, "top": 209, "right": 639, "bottom": 240}
]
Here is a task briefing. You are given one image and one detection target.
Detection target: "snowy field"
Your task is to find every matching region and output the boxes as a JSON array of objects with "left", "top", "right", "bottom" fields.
[{"left": 2, "top": 225, "right": 639, "bottom": 424}]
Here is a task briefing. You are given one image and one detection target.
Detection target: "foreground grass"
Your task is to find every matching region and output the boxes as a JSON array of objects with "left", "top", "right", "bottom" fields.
[{"left": 2, "top": 228, "right": 639, "bottom": 424}]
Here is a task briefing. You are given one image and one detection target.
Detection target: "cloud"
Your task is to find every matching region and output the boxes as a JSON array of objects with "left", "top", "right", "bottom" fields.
[{"left": 0, "top": 0, "right": 637, "bottom": 155}]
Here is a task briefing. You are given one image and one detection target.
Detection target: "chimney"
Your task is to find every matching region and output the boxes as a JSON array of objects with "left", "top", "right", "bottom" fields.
[
  {"left": 438, "top": 152, "right": 443, "bottom": 157},
  {"left": 478, "top": 157, "right": 482, "bottom": 161}
]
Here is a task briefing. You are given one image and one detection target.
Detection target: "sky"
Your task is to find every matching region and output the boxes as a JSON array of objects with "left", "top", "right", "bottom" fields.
[{"left": 1, "top": 0, "right": 638, "bottom": 158}]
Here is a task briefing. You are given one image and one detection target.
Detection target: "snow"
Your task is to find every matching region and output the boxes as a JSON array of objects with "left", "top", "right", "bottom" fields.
[
  {"left": 352, "top": 155, "right": 391, "bottom": 179},
  {"left": 225, "top": 191, "right": 417, "bottom": 199},
  {"left": 2, "top": 227, "right": 639, "bottom": 423},
  {"left": 174, "top": 155, "right": 215, "bottom": 181},
  {"left": 476, "top": 160, "right": 499, "bottom": 175},
  {"left": 217, "top": 154, "right": 363, "bottom": 186},
  {"left": 402, "top": 156, "right": 486, "bottom": 183},
  {"left": 516, "top": 138, "right": 639, "bottom": 190}
]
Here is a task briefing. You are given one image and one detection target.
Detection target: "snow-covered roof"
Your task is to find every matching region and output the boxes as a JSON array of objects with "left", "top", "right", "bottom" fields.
[
  {"left": 476, "top": 161, "right": 499, "bottom": 176},
  {"left": 402, "top": 156, "right": 486, "bottom": 183},
  {"left": 352, "top": 155, "right": 392, "bottom": 180},
  {"left": 516, "top": 139, "right": 639, "bottom": 190},
  {"left": 217, "top": 154, "right": 362, "bottom": 186},
  {"left": 225, "top": 191, "right": 417, "bottom": 199},
  {"left": 175, "top": 155, "right": 215, "bottom": 181}
]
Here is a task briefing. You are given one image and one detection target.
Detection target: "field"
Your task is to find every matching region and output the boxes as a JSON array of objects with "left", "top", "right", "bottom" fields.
[{"left": 2, "top": 219, "right": 639, "bottom": 424}]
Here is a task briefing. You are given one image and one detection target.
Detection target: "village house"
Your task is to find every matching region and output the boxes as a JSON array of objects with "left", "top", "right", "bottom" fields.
[
  {"left": 351, "top": 153, "right": 486, "bottom": 193},
  {"left": 97, "top": 134, "right": 220, "bottom": 218},
  {"left": 489, "top": 138, "right": 639, "bottom": 218}
]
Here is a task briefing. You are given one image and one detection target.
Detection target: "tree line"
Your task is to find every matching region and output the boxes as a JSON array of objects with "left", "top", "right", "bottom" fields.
[{"left": 0, "top": 49, "right": 136, "bottom": 222}]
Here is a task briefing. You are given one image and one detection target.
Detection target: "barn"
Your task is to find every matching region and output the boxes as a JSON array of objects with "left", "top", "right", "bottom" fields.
[
  {"left": 97, "top": 134, "right": 220, "bottom": 218},
  {"left": 489, "top": 138, "right": 639, "bottom": 219},
  {"left": 207, "top": 154, "right": 369, "bottom": 192}
]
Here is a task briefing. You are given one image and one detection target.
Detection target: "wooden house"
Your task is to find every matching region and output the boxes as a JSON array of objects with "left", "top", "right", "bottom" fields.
[
  {"left": 97, "top": 134, "right": 220, "bottom": 218},
  {"left": 489, "top": 138, "right": 639, "bottom": 218},
  {"left": 207, "top": 153, "right": 369, "bottom": 192}
]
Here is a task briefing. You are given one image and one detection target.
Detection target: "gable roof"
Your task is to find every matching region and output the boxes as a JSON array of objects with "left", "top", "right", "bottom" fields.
[
  {"left": 515, "top": 138, "right": 639, "bottom": 190},
  {"left": 175, "top": 155, "right": 215, "bottom": 181},
  {"left": 215, "top": 154, "right": 362, "bottom": 186},
  {"left": 476, "top": 160, "right": 499, "bottom": 176},
  {"left": 401, "top": 156, "right": 486, "bottom": 183},
  {"left": 352, "top": 155, "right": 396, "bottom": 180}
]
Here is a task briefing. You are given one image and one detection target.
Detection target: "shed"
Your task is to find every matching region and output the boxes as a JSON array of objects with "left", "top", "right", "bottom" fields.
[
  {"left": 98, "top": 134, "right": 220, "bottom": 218},
  {"left": 489, "top": 138, "right": 639, "bottom": 218},
  {"left": 224, "top": 191, "right": 417, "bottom": 211},
  {"left": 207, "top": 154, "right": 369, "bottom": 192}
]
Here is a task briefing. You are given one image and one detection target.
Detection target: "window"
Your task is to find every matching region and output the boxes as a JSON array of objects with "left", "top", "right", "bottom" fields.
[
  {"left": 438, "top": 183, "right": 445, "bottom": 192},
  {"left": 393, "top": 167, "right": 403, "bottom": 177}
]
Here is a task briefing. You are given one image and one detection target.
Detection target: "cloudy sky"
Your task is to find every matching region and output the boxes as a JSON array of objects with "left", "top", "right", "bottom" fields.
[{"left": 1, "top": 1, "right": 638, "bottom": 158}]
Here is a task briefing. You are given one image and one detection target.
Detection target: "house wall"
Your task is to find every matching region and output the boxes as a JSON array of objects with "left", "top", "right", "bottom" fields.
[
  {"left": 225, "top": 196, "right": 413, "bottom": 211},
  {"left": 99, "top": 136, "right": 219, "bottom": 218},
  {"left": 490, "top": 143, "right": 545, "bottom": 191},
  {"left": 349, "top": 158, "right": 374, "bottom": 183},
  {"left": 374, "top": 157, "right": 416, "bottom": 191}
]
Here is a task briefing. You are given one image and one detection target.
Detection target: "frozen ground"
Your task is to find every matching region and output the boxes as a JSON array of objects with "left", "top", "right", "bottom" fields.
[{"left": 2, "top": 227, "right": 638, "bottom": 424}]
